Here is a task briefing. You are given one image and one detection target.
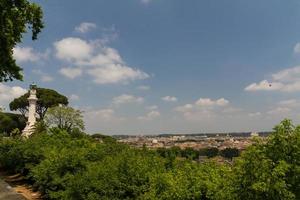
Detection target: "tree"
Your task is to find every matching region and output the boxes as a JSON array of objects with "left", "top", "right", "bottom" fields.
[
  {"left": 233, "top": 119, "right": 300, "bottom": 199},
  {"left": 0, "top": 0, "right": 44, "bottom": 82},
  {"left": 202, "top": 147, "right": 219, "bottom": 158},
  {"left": 45, "top": 106, "right": 85, "bottom": 133},
  {"left": 0, "top": 112, "right": 26, "bottom": 134},
  {"left": 220, "top": 148, "right": 240, "bottom": 160},
  {"left": 9, "top": 87, "right": 68, "bottom": 120}
]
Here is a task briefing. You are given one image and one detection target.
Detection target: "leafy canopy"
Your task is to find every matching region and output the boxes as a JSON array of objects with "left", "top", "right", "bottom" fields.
[
  {"left": 233, "top": 119, "right": 300, "bottom": 200},
  {"left": 45, "top": 106, "right": 85, "bottom": 133},
  {"left": 9, "top": 87, "right": 68, "bottom": 119},
  {"left": 0, "top": 0, "right": 44, "bottom": 82}
]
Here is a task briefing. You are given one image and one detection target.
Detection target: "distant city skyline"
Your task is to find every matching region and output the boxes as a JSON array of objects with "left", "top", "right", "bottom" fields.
[{"left": 2, "top": 0, "right": 300, "bottom": 134}]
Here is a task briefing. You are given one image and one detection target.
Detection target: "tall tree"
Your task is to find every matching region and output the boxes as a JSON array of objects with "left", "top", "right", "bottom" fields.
[
  {"left": 0, "top": 0, "right": 44, "bottom": 82},
  {"left": 233, "top": 119, "right": 300, "bottom": 200},
  {"left": 9, "top": 88, "right": 68, "bottom": 119},
  {"left": 44, "top": 106, "right": 85, "bottom": 133}
]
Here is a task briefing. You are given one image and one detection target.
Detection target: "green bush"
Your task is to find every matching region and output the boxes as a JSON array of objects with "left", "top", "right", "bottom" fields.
[
  {"left": 0, "top": 119, "right": 299, "bottom": 200},
  {"left": 0, "top": 112, "right": 25, "bottom": 134},
  {"left": 233, "top": 119, "right": 300, "bottom": 200}
]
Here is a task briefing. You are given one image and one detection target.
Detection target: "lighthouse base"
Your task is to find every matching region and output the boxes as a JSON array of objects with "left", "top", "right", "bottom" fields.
[{"left": 22, "top": 122, "right": 35, "bottom": 138}]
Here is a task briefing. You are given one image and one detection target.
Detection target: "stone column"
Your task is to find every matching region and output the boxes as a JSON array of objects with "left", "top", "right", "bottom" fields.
[{"left": 22, "top": 84, "right": 38, "bottom": 137}]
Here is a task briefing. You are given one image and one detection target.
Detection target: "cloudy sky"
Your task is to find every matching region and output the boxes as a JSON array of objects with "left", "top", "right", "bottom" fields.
[{"left": 2, "top": 0, "right": 300, "bottom": 134}]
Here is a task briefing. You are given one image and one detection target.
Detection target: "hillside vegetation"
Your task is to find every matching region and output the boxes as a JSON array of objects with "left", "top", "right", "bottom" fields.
[{"left": 0, "top": 119, "right": 299, "bottom": 200}]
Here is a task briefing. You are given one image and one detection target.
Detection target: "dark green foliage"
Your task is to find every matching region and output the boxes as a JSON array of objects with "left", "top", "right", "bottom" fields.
[
  {"left": 0, "top": 0, "right": 44, "bottom": 82},
  {"left": 156, "top": 147, "right": 221, "bottom": 161},
  {"left": 202, "top": 147, "right": 219, "bottom": 158},
  {"left": 181, "top": 147, "right": 200, "bottom": 160},
  {"left": 0, "top": 112, "right": 25, "bottom": 134},
  {"left": 9, "top": 87, "right": 69, "bottom": 119},
  {"left": 220, "top": 148, "right": 240, "bottom": 160},
  {"left": 91, "top": 133, "right": 117, "bottom": 143}
]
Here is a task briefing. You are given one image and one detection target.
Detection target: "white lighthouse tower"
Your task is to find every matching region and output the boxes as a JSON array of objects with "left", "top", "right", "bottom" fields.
[{"left": 22, "top": 84, "right": 38, "bottom": 137}]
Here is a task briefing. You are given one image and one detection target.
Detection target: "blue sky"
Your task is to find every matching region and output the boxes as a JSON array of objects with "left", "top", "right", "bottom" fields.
[{"left": 2, "top": 0, "right": 300, "bottom": 134}]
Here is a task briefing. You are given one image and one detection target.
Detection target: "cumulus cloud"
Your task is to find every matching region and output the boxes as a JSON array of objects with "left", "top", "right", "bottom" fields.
[
  {"left": 175, "top": 97, "right": 230, "bottom": 121},
  {"left": 54, "top": 37, "right": 149, "bottom": 84},
  {"left": 87, "top": 64, "right": 149, "bottom": 84},
  {"left": 75, "top": 22, "right": 97, "bottom": 33},
  {"left": 13, "top": 46, "right": 49, "bottom": 63},
  {"left": 195, "top": 98, "right": 229, "bottom": 107},
  {"left": 175, "top": 104, "right": 194, "bottom": 112},
  {"left": 138, "top": 110, "right": 160, "bottom": 121},
  {"left": 162, "top": 96, "right": 178, "bottom": 102},
  {"left": 0, "top": 84, "right": 27, "bottom": 106},
  {"left": 59, "top": 67, "right": 82, "bottom": 79},
  {"left": 245, "top": 80, "right": 283, "bottom": 91},
  {"left": 112, "top": 94, "right": 144, "bottom": 105},
  {"left": 245, "top": 66, "right": 300, "bottom": 92},
  {"left": 54, "top": 37, "right": 93, "bottom": 62}
]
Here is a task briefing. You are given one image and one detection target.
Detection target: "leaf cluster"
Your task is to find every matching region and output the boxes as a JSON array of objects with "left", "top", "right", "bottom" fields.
[{"left": 0, "top": 0, "right": 44, "bottom": 82}]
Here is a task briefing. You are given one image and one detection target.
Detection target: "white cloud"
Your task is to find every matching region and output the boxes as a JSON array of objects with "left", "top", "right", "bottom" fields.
[
  {"left": 112, "top": 94, "right": 144, "bottom": 105},
  {"left": 175, "top": 104, "right": 194, "bottom": 112},
  {"left": 137, "top": 85, "right": 151, "bottom": 91},
  {"left": 162, "top": 96, "right": 178, "bottom": 102},
  {"left": 138, "top": 110, "right": 160, "bottom": 121},
  {"left": 294, "top": 43, "right": 300, "bottom": 54},
  {"left": 245, "top": 80, "right": 283, "bottom": 91},
  {"left": 54, "top": 37, "right": 93, "bottom": 62},
  {"left": 272, "top": 66, "right": 300, "bottom": 82},
  {"left": 69, "top": 94, "right": 80, "bottom": 101},
  {"left": 13, "top": 46, "right": 49, "bottom": 63},
  {"left": 175, "top": 97, "right": 230, "bottom": 121},
  {"left": 87, "top": 64, "right": 149, "bottom": 84},
  {"left": 75, "top": 22, "right": 97, "bottom": 33},
  {"left": 0, "top": 84, "right": 27, "bottom": 106},
  {"left": 245, "top": 66, "right": 300, "bottom": 92},
  {"left": 195, "top": 98, "right": 229, "bottom": 107},
  {"left": 54, "top": 37, "right": 149, "bottom": 84},
  {"left": 59, "top": 67, "right": 82, "bottom": 79}
]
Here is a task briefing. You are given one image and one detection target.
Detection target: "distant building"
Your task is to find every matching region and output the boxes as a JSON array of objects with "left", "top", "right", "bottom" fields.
[{"left": 250, "top": 132, "right": 259, "bottom": 137}]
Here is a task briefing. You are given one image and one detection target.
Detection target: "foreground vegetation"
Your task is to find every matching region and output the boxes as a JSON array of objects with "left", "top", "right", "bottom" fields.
[{"left": 0, "top": 119, "right": 299, "bottom": 200}]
